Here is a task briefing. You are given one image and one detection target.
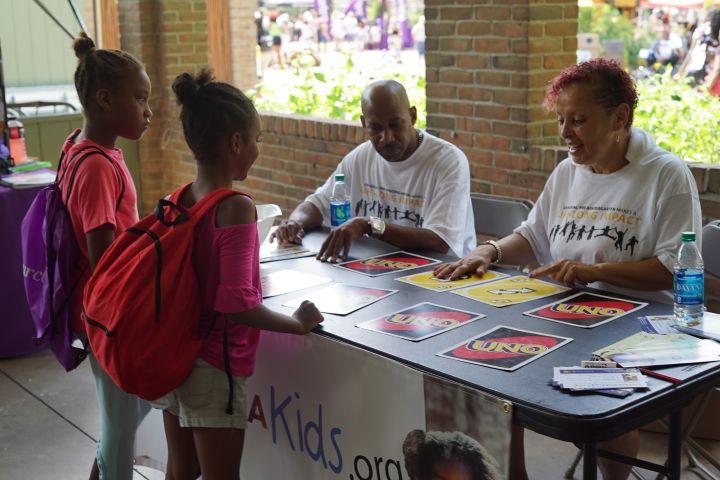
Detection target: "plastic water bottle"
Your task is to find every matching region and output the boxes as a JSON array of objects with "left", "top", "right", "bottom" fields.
[
  {"left": 674, "top": 231, "right": 705, "bottom": 327},
  {"left": 330, "top": 173, "right": 351, "bottom": 227}
]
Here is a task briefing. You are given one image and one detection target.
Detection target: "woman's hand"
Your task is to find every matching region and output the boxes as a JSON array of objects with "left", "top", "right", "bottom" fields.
[
  {"left": 529, "top": 259, "right": 598, "bottom": 287},
  {"left": 432, "top": 244, "right": 496, "bottom": 280}
]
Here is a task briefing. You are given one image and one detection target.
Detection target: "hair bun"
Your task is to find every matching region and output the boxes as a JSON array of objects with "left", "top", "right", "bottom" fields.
[
  {"left": 172, "top": 68, "right": 215, "bottom": 106},
  {"left": 73, "top": 31, "right": 96, "bottom": 59}
]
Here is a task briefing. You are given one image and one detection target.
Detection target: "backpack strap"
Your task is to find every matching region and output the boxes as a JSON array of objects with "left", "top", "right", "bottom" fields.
[
  {"left": 155, "top": 184, "right": 247, "bottom": 228},
  {"left": 54, "top": 130, "right": 83, "bottom": 183},
  {"left": 64, "top": 147, "right": 126, "bottom": 212}
]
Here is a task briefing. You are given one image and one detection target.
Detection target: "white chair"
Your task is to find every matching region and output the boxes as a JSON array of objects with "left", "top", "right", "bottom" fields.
[
  {"left": 703, "top": 220, "right": 720, "bottom": 277},
  {"left": 471, "top": 192, "right": 534, "bottom": 239}
]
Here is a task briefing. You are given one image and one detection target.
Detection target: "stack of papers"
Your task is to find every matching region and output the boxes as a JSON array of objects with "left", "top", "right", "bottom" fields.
[
  {"left": 552, "top": 367, "right": 648, "bottom": 393},
  {"left": 0, "top": 170, "right": 56, "bottom": 189},
  {"left": 593, "top": 331, "right": 720, "bottom": 368},
  {"left": 673, "top": 311, "right": 720, "bottom": 342}
]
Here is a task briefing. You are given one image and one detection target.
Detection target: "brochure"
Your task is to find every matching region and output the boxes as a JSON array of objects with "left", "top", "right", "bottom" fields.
[
  {"left": 552, "top": 367, "right": 648, "bottom": 391},
  {"left": 672, "top": 311, "right": 720, "bottom": 342},
  {"left": 592, "top": 331, "right": 720, "bottom": 368}
]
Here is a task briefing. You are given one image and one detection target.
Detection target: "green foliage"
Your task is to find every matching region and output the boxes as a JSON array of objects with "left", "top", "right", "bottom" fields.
[
  {"left": 251, "top": 53, "right": 719, "bottom": 165},
  {"left": 251, "top": 53, "right": 427, "bottom": 128},
  {"left": 578, "top": 5, "right": 656, "bottom": 68},
  {"left": 635, "top": 72, "right": 720, "bottom": 164}
]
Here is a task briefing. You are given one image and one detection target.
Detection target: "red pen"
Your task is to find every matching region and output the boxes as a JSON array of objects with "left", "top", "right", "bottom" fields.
[{"left": 638, "top": 368, "right": 683, "bottom": 384}]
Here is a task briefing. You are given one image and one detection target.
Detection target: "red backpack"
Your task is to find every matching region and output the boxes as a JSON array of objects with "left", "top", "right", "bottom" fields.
[{"left": 83, "top": 184, "right": 242, "bottom": 401}]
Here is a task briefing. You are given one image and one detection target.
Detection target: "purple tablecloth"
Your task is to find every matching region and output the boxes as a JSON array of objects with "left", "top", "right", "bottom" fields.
[{"left": 0, "top": 181, "right": 48, "bottom": 358}]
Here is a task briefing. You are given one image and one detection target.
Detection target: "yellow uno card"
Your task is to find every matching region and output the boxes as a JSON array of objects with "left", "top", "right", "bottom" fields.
[
  {"left": 451, "top": 275, "right": 571, "bottom": 307},
  {"left": 395, "top": 270, "right": 509, "bottom": 292}
]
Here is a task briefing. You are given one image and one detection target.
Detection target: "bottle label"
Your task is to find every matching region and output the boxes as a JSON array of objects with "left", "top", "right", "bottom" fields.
[
  {"left": 674, "top": 270, "right": 704, "bottom": 305},
  {"left": 330, "top": 201, "right": 351, "bottom": 226}
]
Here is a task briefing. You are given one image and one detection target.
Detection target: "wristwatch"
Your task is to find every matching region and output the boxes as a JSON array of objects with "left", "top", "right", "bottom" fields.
[{"left": 368, "top": 216, "right": 386, "bottom": 238}]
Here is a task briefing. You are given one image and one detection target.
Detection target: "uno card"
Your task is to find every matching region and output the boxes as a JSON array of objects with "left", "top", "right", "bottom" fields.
[
  {"left": 260, "top": 242, "right": 315, "bottom": 263},
  {"left": 437, "top": 325, "right": 572, "bottom": 371},
  {"left": 335, "top": 251, "right": 441, "bottom": 277},
  {"left": 356, "top": 302, "right": 485, "bottom": 341},
  {"left": 523, "top": 292, "right": 648, "bottom": 328},
  {"left": 283, "top": 283, "right": 397, "bottom": 315},
  {"left": 395, "top": 270, "right": 510, "bottom": 292},
  {"left": 451, "top": 275, "right": 571, "bottom": 307},
  {"left": 261, "top": 269, "right": 333, "bottom": 298}
]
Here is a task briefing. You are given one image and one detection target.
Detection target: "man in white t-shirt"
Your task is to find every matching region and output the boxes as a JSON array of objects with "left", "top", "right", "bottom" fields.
[{"left": 271, "top": 79, "right": 476, "bottom": 261}]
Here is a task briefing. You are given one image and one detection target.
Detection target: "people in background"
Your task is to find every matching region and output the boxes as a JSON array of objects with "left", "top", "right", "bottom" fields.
[
  {"left": 435, "top": 58, "right": 702, "bottom": 480},
  {"left": 411, "top": 15, "right": 426, "bottom": 62},
  {"left": 271, "top": 79, "right": 476, "bottom": 262}
]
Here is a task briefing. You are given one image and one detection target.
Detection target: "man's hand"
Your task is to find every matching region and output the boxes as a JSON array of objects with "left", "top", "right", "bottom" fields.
[
  {"left": 270, "top": 219, "right": 305, "bottom": 245},
  {"left": 528, "top": 259, "right": 597, "bottom": 287},
  {"left": 317, "top": 217, "right": 368, "bottom": 262},
  {"left": 432, "top": 244, "right": 495, "bottom": 280}
]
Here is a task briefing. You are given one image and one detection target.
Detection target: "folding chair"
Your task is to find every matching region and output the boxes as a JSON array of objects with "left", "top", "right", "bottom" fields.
[
  {"left": 681, "top": 220, "right": 720, "bottom": 480},
  {"left": 470, "top": 192, "right": 534, "bottom": 239},
  {"left": 564, "top": 222, "right": 720, "bottom": 480}
]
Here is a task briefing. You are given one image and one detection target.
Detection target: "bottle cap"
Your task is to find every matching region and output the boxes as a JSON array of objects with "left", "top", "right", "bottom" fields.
[
  {"left": 681, "top": 231, "right": 696, "bottom": 242},
  {"left": 334, "top": 173, "right": 345, "bottom": 182}
]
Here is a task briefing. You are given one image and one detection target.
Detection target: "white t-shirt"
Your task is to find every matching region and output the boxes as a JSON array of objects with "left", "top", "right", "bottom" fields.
[
  {"left": 515, "top": 127, "right": 702, "bottom": 303},
  {"left": 305, "top": 132, "right": 476, "bottom": 257}
]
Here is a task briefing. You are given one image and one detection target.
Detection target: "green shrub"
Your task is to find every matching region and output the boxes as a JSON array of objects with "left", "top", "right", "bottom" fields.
[
  {"left": 252, "top": 53, "right": 718, "bottom": 165},
  {"left": 251, "top": 53, "right": 427, "bottom": 128},
  {"left": 578, "top": 5, "right": 655, "bottom": 68},
  {"left": 635, "top": 73, "right": 720, "bottom": 164}
]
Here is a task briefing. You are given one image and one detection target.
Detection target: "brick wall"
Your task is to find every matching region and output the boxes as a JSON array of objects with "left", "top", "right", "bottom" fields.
[{"left": 118, "top": 0, "right": 212, "bottom": 214}]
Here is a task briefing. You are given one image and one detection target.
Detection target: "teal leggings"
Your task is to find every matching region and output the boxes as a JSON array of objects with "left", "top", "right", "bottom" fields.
[{"left": 88, "top": 352, "right": 151, "bottom": 480}]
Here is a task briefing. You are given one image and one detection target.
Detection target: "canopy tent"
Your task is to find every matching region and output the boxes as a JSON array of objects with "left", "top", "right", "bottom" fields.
[{"left": 638, "top": 0, "right": 704, "bottom": 8}]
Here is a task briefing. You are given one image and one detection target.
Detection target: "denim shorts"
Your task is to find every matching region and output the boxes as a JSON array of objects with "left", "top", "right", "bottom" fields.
[{"left": 151, "top": 359, "right": 248, "bottom": 429}]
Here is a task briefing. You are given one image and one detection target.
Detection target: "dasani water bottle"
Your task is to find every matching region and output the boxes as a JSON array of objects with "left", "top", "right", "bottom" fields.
[
  {"left": 673, "top": 231, "right": 705, "bottom": 327},
  {"left": 330, "top": 174, "right": 351, "bottom": 227}
]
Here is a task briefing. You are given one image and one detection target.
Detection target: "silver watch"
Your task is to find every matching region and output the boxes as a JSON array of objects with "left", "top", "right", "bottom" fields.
[{"left": 368, "top": 216, "right": 386, "bottom": 238}]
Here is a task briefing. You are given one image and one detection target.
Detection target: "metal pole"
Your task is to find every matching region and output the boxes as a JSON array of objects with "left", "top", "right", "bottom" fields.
[
  {"left": 31, "top": 0, "right": 75, "bottom": 40},
  {"left": 583, "top": 442, "right": 598, "bottom": 480}
]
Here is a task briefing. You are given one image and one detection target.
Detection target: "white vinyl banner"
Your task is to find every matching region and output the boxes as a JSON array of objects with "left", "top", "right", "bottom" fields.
[{"left": 242, "top": 332, "right": 426, "bottom": 479}]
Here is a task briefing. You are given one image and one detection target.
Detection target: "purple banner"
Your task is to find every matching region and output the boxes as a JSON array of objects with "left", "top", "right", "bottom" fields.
[
  {"left": 344, "top": 0, "right": 367, "bottom": 19},
  {"left": 314, "top": 0, "right": 333, "bottom": 39},
  {"left": 393, "top": 0, "right": 412, "bottom": 48}
]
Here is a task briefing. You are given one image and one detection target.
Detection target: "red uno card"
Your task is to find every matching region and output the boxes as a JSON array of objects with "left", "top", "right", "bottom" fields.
[
  {"left": 335, "top": 251, "right": 440, "bottom": 277},
  {"left": 523, "top": 292, "right": 648, "bottom": 328},
  {"left": 356, "top": 302, "right": 485, "bottom": 341},
  {"left": 437, "top": 325, "right": 572, "bottom": 371}
]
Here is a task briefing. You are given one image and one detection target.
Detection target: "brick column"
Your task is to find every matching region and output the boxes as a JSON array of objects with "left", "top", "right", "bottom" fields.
[
  {"left": 118, "top": 0, "right": 213, "bottom": 213},
  {"left": 425, "top": 0, "right": 577, "bottom": 201},
  {"left": 230, "top": 0, "right": 258, "bottom": 91}
]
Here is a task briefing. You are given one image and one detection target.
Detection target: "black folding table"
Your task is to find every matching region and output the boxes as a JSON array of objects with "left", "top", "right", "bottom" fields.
[{"left": 261, "top": 231, "right": 720, "bottom": 479}]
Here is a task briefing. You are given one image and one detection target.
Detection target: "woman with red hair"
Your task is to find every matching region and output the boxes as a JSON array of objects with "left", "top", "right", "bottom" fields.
[{"left": 435, "top": 58, "right": 702, "bottom": 479}]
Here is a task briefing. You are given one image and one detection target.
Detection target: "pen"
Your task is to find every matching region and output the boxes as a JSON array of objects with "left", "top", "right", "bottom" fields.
[{"left": 638, "top": 368, "right": 683, "bottom": 384}]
